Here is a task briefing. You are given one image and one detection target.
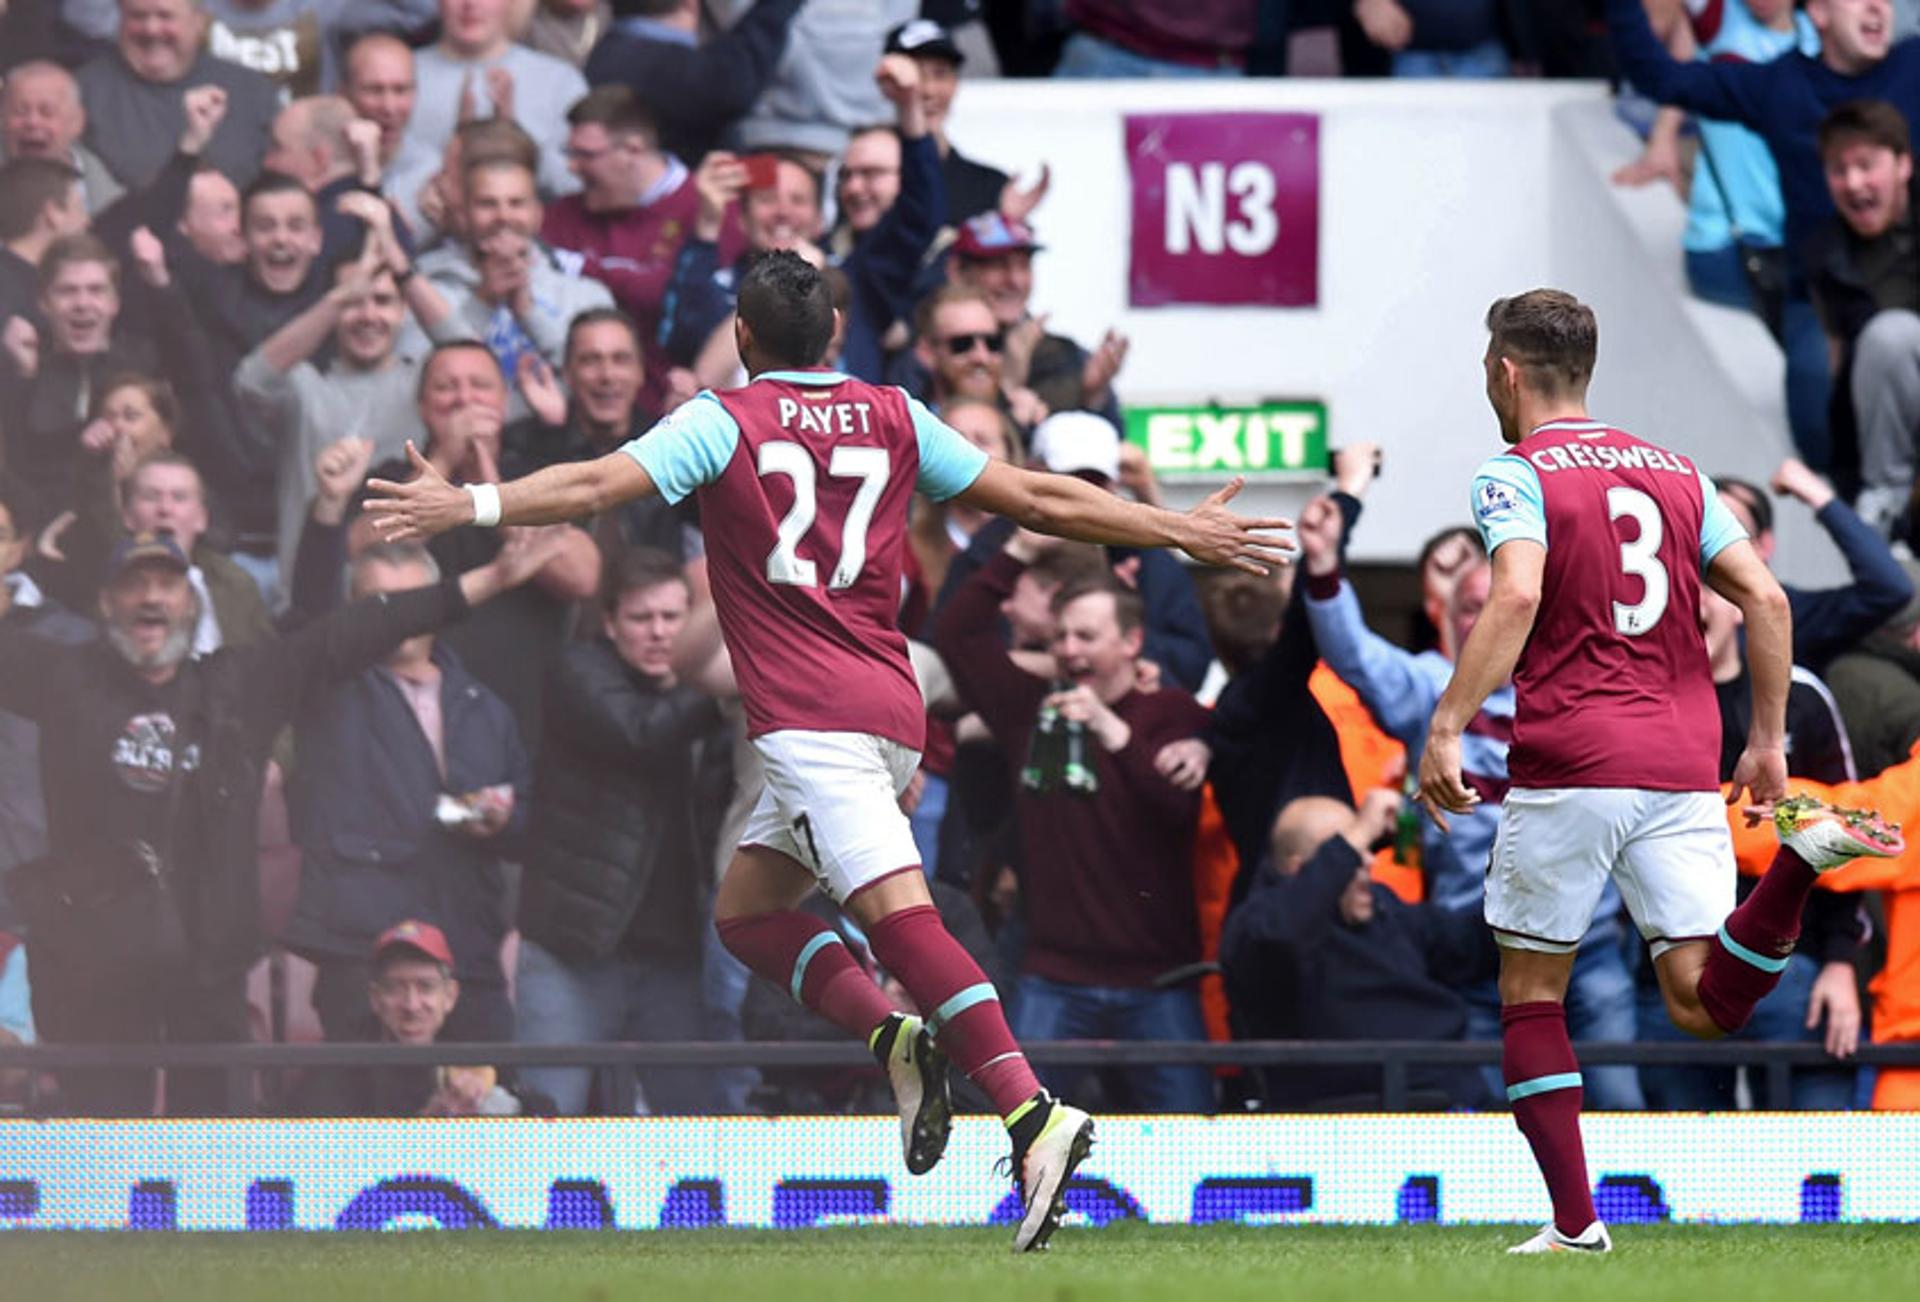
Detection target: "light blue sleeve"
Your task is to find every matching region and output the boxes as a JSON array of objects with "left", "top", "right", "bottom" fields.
[
  {"left": 1304, "top": 580, "right": 1444, "bottom": 747},
  {"left": 1696, "top": 469, "right": 1749, "bottom": 566},
  {"left": 0, "top": 947, "right": 33, "bottom": 1044},
  {"left": 907, "top": 395, "right": 991, "bottom": 502},
  {"left": 1470, "top": 454, "right": 1547, "bottom": 554},
  {"left": 621, "top": 394, "right": 742, "bottom": 505}
]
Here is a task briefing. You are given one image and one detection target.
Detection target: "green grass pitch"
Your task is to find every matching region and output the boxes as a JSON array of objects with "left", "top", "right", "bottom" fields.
[{"left": 9, "top": 1224, "right": 1920, "bottom": 1302}]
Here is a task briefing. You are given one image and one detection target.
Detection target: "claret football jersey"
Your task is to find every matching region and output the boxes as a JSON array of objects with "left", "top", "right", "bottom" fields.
[
  {"left": 1470, "top": 419, "right": 1749, "bottom": 792},
  {"left": 624, "top": 370, "right": 990, "bottom": 750}
]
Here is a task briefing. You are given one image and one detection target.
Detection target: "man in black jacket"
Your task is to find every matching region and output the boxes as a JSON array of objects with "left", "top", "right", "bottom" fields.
[
  {"left": 282, "top": 540, "right": 533, "bottom": 1045},
  {"left": 514, "top": 546, "right": 733, "bottom": 1114},
  {"left": 0, "top": 529, "right": 529, "bottom": 1115},
  {"left": 1220, "top": 791, "right": 1495, "bottom": 1111}
]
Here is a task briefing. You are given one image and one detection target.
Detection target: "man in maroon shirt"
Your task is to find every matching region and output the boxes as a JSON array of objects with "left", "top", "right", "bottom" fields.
[
  {"left": 366, "top": 252, "right": 1288, "bottom": 1252},
  {"left": 936, "top": 539, "right": 1215, "bottom": 1111},
  {"left": 540, "top": 85, "right": 742, "bottom": 414},
  {"left": 1419, "top": 288, "right": 1903, "bottom": 1255}
]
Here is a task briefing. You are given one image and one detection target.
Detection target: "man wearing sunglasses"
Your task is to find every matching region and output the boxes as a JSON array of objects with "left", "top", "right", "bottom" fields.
[{"left": 912, "top": 284, "right": 1049, "bottom": 433}]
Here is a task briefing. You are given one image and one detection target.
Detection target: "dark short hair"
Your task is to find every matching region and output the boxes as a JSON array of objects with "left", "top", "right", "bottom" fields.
[
  {"left": 1201, "top": 571, "right": 1286, "bottom": 676},
  {"left": 737, "top": 251, "right": 835, "bottom": 369},
  {"left": 39, "top": 231, "right": 117, "bottom": 291},
  {"left": 92, "top": 372, "right": 182, "bottom": 433},
  {"left": 914, "top": 283, "right": 993, "bottom": 342},
  {"left": 463, "top": 151, "right": 537, "bottom": 193},
  {"left": 1715, "top": 475, "right": 1774, "bottom": 536},
  {"left": 566, "top": 84, "right": 658, "bottom": 144},
  {"left": 455, "top": 117, "right": 540, "bottom": 173},
  {"left": 601, "top": 545, "right": 687, "bottom": 614},
  {"left": 1819, "top": 99, "right": 1911, "bottom": 161},
  {"left": 564, "top": 307, "right": 643, "bottom": 364},
  {"left": 0, "top": 157, "right": 80, "bottom": 242},
  {"left": 1025, "top": 540, "right": 1106, "bottom": 591},
  {"left": 416, "top": 339, "right": 505, "bottom": 402},
  {"left": 1049, "top": 572, "right": 1144, "bottom": 636},
  {"left": 1485, "top": 288, "right": 1598, "bottom": 396},
  {"left": 242, "top": 171, "right": 316, "bottom": 221}
]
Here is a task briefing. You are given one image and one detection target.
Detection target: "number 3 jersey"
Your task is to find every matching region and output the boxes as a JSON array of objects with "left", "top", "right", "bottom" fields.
[
  {"left": 1471, "top": 419, "right": 1748, "bottom": 793},
  {"left": 624, "top": 369, "right": 990, "bottom": 750}
]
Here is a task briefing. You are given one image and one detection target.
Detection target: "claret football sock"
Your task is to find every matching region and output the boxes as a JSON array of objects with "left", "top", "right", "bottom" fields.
[
  {"left": 716, "top": 911, "right": 895, "bottom": 1040},
  {"left": 866, "top": 904, "right": 1043, "bottom": 1117},
  {"left": 1501, "top": 1000, "right": 1597, "bottom": 1239},
  {"left": 1697, "top": 846, "right": 1817, "bottom": 1034}
]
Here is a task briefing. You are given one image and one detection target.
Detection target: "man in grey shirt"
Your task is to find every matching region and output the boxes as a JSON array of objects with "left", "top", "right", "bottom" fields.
[
  {"left": 402, "top": 0, "right": 587, "bottom": 199},
  {"left": 234, "top": 194, "right": 470, "bottom": 584},
  {"left": 75, "top": 0, "right": 279, "bottom": 190}
]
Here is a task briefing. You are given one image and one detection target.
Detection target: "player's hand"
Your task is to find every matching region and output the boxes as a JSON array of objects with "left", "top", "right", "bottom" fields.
[
  {"left": 1154, "top": 737, "right": 1211, "bottom": 791},
  {"left": 1416, "top": 729, "right": 1477, "bottom": 831},
  {"left": 365, "top": 442, "right": 478, "bottom": 541},
  {"left": 178, "top": 84, "right": 228, "bottom": 154},
  {"left": 1807, "top": 960, "right": 1862, "bottom": 1058},
  {"left": 1176, "top": 477, "right": 1296, "bottom": 575},
  {"left": 1296, "top": 495, "right": 1344, "bottom": 578},
  {"left": 1727, "top": 742, "right": 1788, "bottom": 812}
]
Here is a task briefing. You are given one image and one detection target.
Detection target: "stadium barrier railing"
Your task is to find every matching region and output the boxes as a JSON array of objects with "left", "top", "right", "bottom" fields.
[{"left": 5, "top": 1039, "right": 1920, "bottom": 1110}]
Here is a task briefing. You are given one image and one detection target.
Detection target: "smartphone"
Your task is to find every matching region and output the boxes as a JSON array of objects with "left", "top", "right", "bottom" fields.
[{"left": 742, "top": 154, "right": 781, "bottom": 192}]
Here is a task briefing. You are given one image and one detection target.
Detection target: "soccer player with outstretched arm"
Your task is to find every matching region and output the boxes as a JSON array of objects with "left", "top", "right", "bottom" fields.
[
  {"left": 367, "top": 252, "right": 1292, "bottom": 1253},
  {"left": 1418, "top": 289, "right": 1904, "bottom": 1255}
]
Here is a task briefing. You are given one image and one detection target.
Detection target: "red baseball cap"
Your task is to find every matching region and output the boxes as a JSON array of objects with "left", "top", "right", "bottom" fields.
[{"left": 372, "top": 919, "right": 455, "bottom": 969}]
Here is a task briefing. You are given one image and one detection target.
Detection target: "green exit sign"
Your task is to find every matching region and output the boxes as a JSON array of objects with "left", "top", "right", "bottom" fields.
[{"left": 1124, "top": 401, "right": 1328, "bottom": 480}]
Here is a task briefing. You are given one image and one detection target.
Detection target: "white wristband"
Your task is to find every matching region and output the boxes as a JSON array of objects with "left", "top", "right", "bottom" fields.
[{"left": 466, "top": 483, "right": 501, "bottom": 528}]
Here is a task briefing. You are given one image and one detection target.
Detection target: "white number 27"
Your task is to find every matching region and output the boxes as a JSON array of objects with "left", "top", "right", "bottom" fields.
[
  {"left": 758, "top": 442, "right": 891, "bottom": 591},
  {"left": 1608, "top": 485, "right": 1669, "bottom": 637}
]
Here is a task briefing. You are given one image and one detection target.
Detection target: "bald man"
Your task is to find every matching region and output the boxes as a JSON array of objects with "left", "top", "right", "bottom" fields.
[
  {"left": 343, "top": 34, "right": 439, "bottom": 241},
  {"left": 266, "top": 94, "right": 417, "bottom": 268},
  {"left": 1219, "top": 792, "right": 1496, "bottom": 1109},
  {"left": 0, "top": 62, "right": 125, "bottom": 213}
]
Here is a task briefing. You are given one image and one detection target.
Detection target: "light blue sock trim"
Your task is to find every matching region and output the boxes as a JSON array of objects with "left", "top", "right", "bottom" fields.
[
  {"left": 1506, "top": 1071, "right": 1583, "bottom": 1103},
  {"left": 926, "top": 982, "right": 997, "bottom": 1036},
  {"left": 790, "top": 932, "right": 844, "bottom": 1002},
  {"left": 1717, "top": 923, "right": 1791, "bottom": 974}
]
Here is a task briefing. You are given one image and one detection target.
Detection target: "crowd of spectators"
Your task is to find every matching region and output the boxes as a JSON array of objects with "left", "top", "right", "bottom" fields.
[{"left": 2, "top": 0, "right": 1920, "bottom": 1123}]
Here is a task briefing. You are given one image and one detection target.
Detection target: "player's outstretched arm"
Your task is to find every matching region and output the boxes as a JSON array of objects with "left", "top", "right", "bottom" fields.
[
  {"left": 1418, "top": 539, "right": 1544, "bottom": 829},
  {"left": 365, "top": 444, "right": 659, "bottom": 540},
  {"left": 957, "top": 458, "right": 1293, "bottom": 575},
  {"left": 1708, "top": 537, "right": 1793, "bottom": 809}
]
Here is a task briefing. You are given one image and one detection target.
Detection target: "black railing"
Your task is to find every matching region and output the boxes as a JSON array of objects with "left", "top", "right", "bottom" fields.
[{"left": 4, "top": 1039, "right": 1918, "bottom": 1110}]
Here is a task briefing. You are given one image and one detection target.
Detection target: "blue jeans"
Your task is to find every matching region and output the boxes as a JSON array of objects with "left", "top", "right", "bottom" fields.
[
  {"left": 907, "top": 772, "right": 948, "bottom": 881},
  {"left": 1010, "top": 974, "right": 1217, "bottom": 1112},
  {"left": 701, "top": 921, "right": 758, "bottom": 1112},
  {"left": 515, "top": 937, "right": 717, "bottom": 1114},
  {"left": 1392, "top": 40, "right": 1511, "bottom": 78},
  {"left": 1053, "top": 31, "right": 1240, "bottom": 79},
  {"left": 1635, "top": 952, "right": 1857, "bottom": 1110},
  {"left": 1466, "top": 940, "right": 1645, "bottom": 1110},
  {"left": 1684, "top": 246, "right": 1832, "bottom": 470}
]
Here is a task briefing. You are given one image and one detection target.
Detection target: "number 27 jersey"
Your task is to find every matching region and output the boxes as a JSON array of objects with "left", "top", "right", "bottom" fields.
[
  {"left": 1471, "top": 420, "right": 1748, "bottom": 793},
  {"left": 624, "top": 370, "right": 989, "bottom": 751}
]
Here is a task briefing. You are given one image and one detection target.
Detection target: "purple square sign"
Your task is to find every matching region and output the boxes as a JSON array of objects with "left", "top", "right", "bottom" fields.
[{"left": 1126, "top": 112, "right": 1320, "bottom": 308}]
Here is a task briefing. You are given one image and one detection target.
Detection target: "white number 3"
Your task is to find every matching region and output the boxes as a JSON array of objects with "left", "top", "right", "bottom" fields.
[
  {"left": 758, "top": 441, "right": 891, "bottom": 591},
  {"left": 1608, "top": 485, "right": 1669, "bottom": 637}
]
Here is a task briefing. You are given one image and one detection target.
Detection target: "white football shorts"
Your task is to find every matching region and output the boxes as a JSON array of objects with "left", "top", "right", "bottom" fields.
[
  {"left": 1484, "top": 786, "right": 1735, "bottom": 957},
  {"left": 738, "top": 729, "right": 923, "bottom": 902}
]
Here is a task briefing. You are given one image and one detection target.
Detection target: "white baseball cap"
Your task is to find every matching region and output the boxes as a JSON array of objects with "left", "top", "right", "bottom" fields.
[{"left": 1029, "top": 411, "right": 1121, "bottom": 482}]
